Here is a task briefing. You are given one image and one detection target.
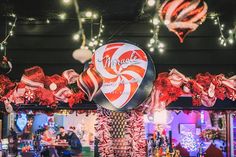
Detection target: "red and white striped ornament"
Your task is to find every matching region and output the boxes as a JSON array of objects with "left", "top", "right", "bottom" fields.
[
  {"left": 62, "top": 69, "right": 79, "bottom": 84},
  {"left": 77, "top": 67, "right": 103, "bottom": 101},
  {"left": 159, "top": 0, "right": 208, "bottom": 43}
]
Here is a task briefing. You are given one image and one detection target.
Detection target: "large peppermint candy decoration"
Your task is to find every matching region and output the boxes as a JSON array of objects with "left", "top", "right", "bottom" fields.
[
  {"left": 92, "top": 42, "right": 155, "bottom": 111},
  {"left": 159, "top": 0, "right": 208, "bottom": 43}
]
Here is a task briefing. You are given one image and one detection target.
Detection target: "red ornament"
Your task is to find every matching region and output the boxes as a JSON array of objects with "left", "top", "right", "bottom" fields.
[
  {"left": 159, "top": 0, "right": 208, "bottom": 43},
  {"left": 0, "top": 56, "right": 12, "bottom": 74},
  {"left": 77, "top": 67, "right": 103, "bottom": 101}
]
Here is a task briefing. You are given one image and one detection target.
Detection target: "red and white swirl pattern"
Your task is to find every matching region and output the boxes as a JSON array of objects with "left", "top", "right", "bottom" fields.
[
  {"left": 62, "top": 69, "right": 79, "bottom": 84},
  {"left": 159, "top": 0, "right": 208, "bottom": 43},
  {"left": 77, "top": 67, "right": 103, "bottom": 101},
  {"left": 92, "top": 42, "right": 148, "bottom": 109}
]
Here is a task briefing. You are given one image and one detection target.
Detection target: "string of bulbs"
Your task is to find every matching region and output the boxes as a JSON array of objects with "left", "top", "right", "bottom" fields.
[
  {"left": 62, "top": 0, "right": 104, "bottom": 51},
  {"left": 0, "top": 13, "right": 17, "bottom": 55},
  {"left": 209, "top": 12, "right": 236, "bottom": 47},
  {"left": 146, "top": 0, "right": 165, "bottom": 54}
]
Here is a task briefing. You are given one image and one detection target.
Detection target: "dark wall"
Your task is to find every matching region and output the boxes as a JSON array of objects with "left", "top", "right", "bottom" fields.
[{"left": 1, "top": 18, "right": 236, "bottom": 80}]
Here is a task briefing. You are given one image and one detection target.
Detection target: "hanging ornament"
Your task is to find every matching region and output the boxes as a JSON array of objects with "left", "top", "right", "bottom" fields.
[
  {"left": 159, "top": 0, "right": 208, "bottom": 43},
  {"left": 77, "top": 66, "right": 103, "bottom": 101},
  {"left": 0, "top": 56, "right": 12, "bottom": 74},
  {"left": 4, "top": 100, "right": 13, "bottom": 113},
  {"left": 72, "top": 47, "right": 93, "bottom": 63}
]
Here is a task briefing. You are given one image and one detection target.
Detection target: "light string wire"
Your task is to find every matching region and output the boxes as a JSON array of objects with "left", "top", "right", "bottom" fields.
[
  {"left": 0, "top": 13, "right": 17, "bottom": 55},
  {"left": 209, "top": 12, "right": 236, "bottom": 46},
  {"left": 147, "top": 0, "right": 165, "bottom": 54},
  {"left": 71, "top": 0, "right": 104, "bottom": 50},
  {"left": 73, "top": 0, "right": 86, "bottom": 48},
  {"left": 88, "top": 16, "right": 105, "bottom": 52}
]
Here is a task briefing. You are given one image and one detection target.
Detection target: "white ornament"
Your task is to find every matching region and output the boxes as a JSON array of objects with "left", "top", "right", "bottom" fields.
[{"left": 72, "top": 48, "right": 92, "bottom": 63}]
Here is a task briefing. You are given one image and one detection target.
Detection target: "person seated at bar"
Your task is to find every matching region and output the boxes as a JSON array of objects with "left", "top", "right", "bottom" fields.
[
  {"left": 67, "top": 126, "right": 82, "bottom": 157},
  {"left": 42, "top": 125, "right": 53, "bottom": 144},
  {"left": 57, "top": 126, "right": 68, "bottom": 141},
  {"left": 56, "top": 126, "right": 69, "bottom": 156}
]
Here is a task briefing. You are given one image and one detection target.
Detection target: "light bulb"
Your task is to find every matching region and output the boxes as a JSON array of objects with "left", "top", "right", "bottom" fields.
[
  {"left": 150, "top": 38, "right": 155, "bottom": 44},
  {"left": 88, "top": 41, "right": 94, "bottom": 47},
  {"left": 0, "top": 44, "right": 4, "bottom": 50},
  {"left": 9, "top": 31, "right": 13, "bottom": 36},
  {"left": 85, "top": 11, "right": 92, "bottom": 18},
  {"left": 63, "top": 0, "right": 71, "bottom": 4},
  {"left": 147, "top": 0, "right": 155, "bottom": 7},
  {"left": 150, "top": 29, "right": 153, "bottom": 33},
  {"left": 159, "top": 48, "right": 164, "bottom": 53},
  {"left": 152, "top": 17, "right": 159, "bottom": 25},
  {"left": 8, "top": 22, "right": 12, "bottom": 26},
  {"left": 228, "top": 38, "right": 234, "bottom": 44},
  {"left": 158, "top": 42, "right": 165, "bottom": 48},
  {"left": 93, "top": 40, "right": 98, "bottom": 45},
  {"left": 149, "top": 47, "right": 154, "bottom": 52},
  {"left": 93, "top": 14, "right": 98, "bottom": 19},
  {"left": 73, "top": 33, "right": 80, "bottom": 41},
  {"left": 59, "top": 13, "right": 66, "bottom": 20},
  {"left": 228, "top": 29, "right": 233, "bottom": 34},
  {"left": 46, "top": 19, "right": 50, "bottom": 24}
]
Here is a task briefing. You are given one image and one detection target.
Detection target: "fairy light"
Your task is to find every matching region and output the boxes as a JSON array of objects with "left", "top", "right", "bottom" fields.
[
  {"left": 147, "top": 14, "right": 165, "bottom": 54},
  {"left": 0, "top": 13, "right": 17, "bottom": 53},
  {"left": 73, "top": 33, "right": 80, "bottom": 41},
  {"left": 46, "top": 19, "right": 50, "bottom": 24},
  {"left": 209, "top": 12, "right": 236, "bottom": 47},
  {"left": 88, "top": 17, "right": 105, "bottom": 51},
  {"left": 147, "top": 0, "right": 156, "bottom": 7},
  {"left": 62, "top": 0, "right": 71, "bottom": 4},
  {"left": 146, "top": 0, "right": 165, "bottom": 54},
  {"left": 59, "top": 13, "right": 66, "bottom": 20},
  {"left": 85, "top": 11, "right": 92, "bottom": 18}
]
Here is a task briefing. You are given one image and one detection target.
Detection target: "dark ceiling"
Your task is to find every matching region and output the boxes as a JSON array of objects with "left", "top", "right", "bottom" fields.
[{"left": 0, "top": 0, "right": 236, "bottom": 80}]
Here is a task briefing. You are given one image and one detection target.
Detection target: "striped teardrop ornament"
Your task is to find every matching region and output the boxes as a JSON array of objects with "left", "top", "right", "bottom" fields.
[{"left": 159, "top": 0, "right": 208, "bottom": 43}]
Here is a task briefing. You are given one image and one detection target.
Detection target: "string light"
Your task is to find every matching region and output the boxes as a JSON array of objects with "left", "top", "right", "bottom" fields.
[
  {"left": 62, "top": 0, "right": 71, "bottom": 4},
  {"left": 209, "top": 12, "right": 236, "bottom": 46},
  {"left": 73, "top": 33, "right": 80, "bottom": 41},
  {"left": 85, "top": 11, "right": 92, "bottom": 18},
  {"left": 46, "top": 19, "right": 50, "bottom": 24},
  {"left": 58, "top": 13, "right": 66, "bottom": 20},
  {"left": 0, "top": 13, "right": 17, "bottom": 53},
  {"left": 147, "top": 14, "right": 165, "bottom": 54},
  {"left": 88, "top": 17, "right": 105, "bottom": 51},
  {"left": 146, "top": 0, "right": 165, "bottom": 54},
  {"left": 147, "top": 0, "right": 156, "bottom": 7}
]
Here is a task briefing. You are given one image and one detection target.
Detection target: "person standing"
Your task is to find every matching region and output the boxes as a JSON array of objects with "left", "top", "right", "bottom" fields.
[{"left": 68, "top": 126, "right": 82, "bottom": 157}]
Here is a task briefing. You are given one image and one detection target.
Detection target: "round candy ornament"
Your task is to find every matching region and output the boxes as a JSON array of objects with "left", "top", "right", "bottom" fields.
[{"left": 91, "top": 41, "right": 156, "bottom": 111}]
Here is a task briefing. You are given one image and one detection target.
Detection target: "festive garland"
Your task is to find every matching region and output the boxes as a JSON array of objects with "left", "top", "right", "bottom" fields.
[
  {"left": 146, "top": 69, "right": 236, "bottom": 113},
  {"left": 125, "top": 107, "right": 146, "bottom": 156},
  {"left": 0, "top": 66, "right": 85, "bottom": 113},
  {"left": 1, "top": 67, "right": 235, "bottom": 113},
  {"left": 200, "top": 128, "right": 220, "bottom": 141},
  {"left": 95, "top": 106, "right": 114, "bottom": 157}
]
